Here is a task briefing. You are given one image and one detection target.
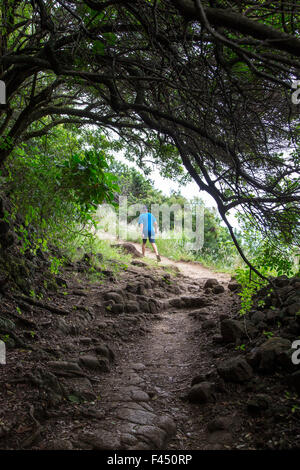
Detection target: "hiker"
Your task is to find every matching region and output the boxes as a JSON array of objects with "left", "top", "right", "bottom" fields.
[{"left": 138, "top": 206, "right": 161, "bottom": 262}]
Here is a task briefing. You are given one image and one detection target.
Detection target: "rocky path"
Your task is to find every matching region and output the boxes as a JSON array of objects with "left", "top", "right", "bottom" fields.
[
  {"left": 65, "top": 253, "right": 239, "bottom": 451},
  {"left": 0, "top": 246, "right": 245, "bottom": 451},
  {"left": 105, "top": 309, "right": 214, "bottom": 450},
  {"left": 2, "top": 244, "right": 299, "bottom": 450},
  {"left": 85, "top": 308, "right": 204, "bottom": 450}
]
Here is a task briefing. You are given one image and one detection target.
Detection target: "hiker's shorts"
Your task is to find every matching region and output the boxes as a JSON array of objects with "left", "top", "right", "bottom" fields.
[{"left": 142, "top": 236, "right": 155, "bottom": 244}]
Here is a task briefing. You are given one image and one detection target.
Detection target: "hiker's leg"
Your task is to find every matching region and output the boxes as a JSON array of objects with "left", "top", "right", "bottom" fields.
[
  {"left": 150, "top": 242, "right": 158, "bottom": 256},
  {"left": 151, "top": 242, "right": 161, "bottom": 261},
  {"left": 142, "top": 239, "right": 147, "bottom": 256}
]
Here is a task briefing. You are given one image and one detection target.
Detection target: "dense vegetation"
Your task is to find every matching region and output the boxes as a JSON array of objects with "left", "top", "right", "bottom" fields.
[
  {"left": 0, "top": 1, "right": 299, "bottom": 302},
  {"left": 0, "top": 122, "right": 236, "bottom": 267},
  {"left": 1, "top": 118, "right": 297, "bottom": 275}
]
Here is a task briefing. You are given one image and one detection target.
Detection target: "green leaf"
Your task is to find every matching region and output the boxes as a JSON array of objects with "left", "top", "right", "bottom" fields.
[
  {"left": 68, "top": 395, "right": 81, "bottom": 403},
  {"left": 92, "top": 40, "right": 105, "bottom": 55}
]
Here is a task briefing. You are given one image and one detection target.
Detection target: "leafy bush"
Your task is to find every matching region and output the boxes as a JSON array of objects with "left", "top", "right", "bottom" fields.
[
  {"left": 234, "top": 215, "right": 297, "bottom": 316},
  {"left": 1, "top": 126, "right": 119, "bottom": 269}
]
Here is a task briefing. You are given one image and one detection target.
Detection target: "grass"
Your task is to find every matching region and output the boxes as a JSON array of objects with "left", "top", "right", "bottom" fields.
[
  {"left": 145, "top": 235, "right": 239, "bottom": 274},
  {"left": 155, "top": 238, "right": 195, "bottom": 262},
  {"left": 194, "top": 253, "right": 241, "bottom": 274},
  {"left": 126, "top": 233, "right": 195, "bottom": 263},
  {"left": 64, "top": 231, "right": 133, "bottom": 277}
]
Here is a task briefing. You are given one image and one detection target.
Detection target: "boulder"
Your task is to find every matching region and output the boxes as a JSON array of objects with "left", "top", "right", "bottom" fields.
[
  {"left": 212, "top": 334, "right": 224, "bottom": 344},
  {"left": 192, "top": 315, "right": 209, "bottom": 323},
  {"left": 103, "top": 292, "right": 123, "bottom": 303},
  {"left": 202, "top": 320, "right": 216, "bottom": 330},
  {"left": 135, "top": 425, "right": 167, "bottom": 449},
  {"left": 191, "top": 374, "right": 206, "bottom": 386},
  {"left": 168, "top": 297, "right": 184, "bottom": 308},
  {"left": 114, "top": 243, "right": 143, "bottom": 258},
  {"left": 156, "top": 415, "right": 177, "bottom": 436},
  {"left": 285, "top": 302, "right": 300, "bottom": 315},
  {"left": 43, "top": 439, "right": 73, "bottom": 450},
  {"left": 220, "top": 319, "right": 245, "bottom": 343},
  {"left": 147, "top": 300, "right": 157, "bottom": 314},
  {"left": 228, "top": 282, "right": 242, "bottom": 292},
  {"left": 204, "top": 278, "right": 219, "bottom": 288},
  {"left": 265, "top": 309, "right": 282, "bottom": 323},
  {"left": 0, "top": 316, "right": 15, "bottom": 331},
  {"left": 217, "top": 357, "right": 253, "bottom": 383},
  {"left": 124, "top": 301, "right": 139, "bottom": 313},
  {"left": 206, "top": 416, "right": 236, "bottom": 433},
  {"left": 131, "top": 260, "right": 147, "bottom": 267},
  {"left": 246, "top": 394, "right": 269, "bottom": 415},
  {"left": 125, "top": 284, "right": 138, "bottom": 294},
  {"left": 250, "top": 311, "right": 265, "bottom": 325},
  {"left": 138, "top": 300, "right": 151, "bottom": 313},
  {"left": 273, "top": 275, "right": 290, "bottom": 288},
  {"left": 137, "top": 284, "right": 146, "bottom": 295},
  {"left": 213, "top": 285, "right": 225, "bottom": 294},
  {"left": 94, "top": 343, "right": 115, "bottom": 362},
  {"left": 219, "top": 313, "right": 229, "bottom": 321},
  {"left": 246, "top": 337, "right": 292, "bottom": 372},
  {"left": 79, "top": 337, "right": 93, "bottom": 345},
  {"left": 116, "top": 408, "right": 157, "bottom": 426},
  {"left": 180, "top": 296, "right": 211, "bottom": 308},
  {"left": 144, "top": 278, "right": 154, "bottom": 289},
  {"left": 186, "top": 382, "right": 215, "bottom": 403},
  {"left": 188, "top": 308, "right": 210, "bottom": 318},
  {"left": 110, "top": 303, "right": 124, "bottom": 314},
  {"left": 281, "top": 319, "right": 300, "bottom": 336}
]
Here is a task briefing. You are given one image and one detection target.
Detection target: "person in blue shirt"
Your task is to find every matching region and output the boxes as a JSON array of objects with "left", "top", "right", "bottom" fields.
[{"left": 138, "top": 206, "right": 161, "bottom": 261}]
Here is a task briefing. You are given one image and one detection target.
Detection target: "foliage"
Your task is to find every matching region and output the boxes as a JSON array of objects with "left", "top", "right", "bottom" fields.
[
  {"left": 1, "top": 126, "right": 120, "bottom": 268},
  {"left": 234, "top": 214, "right": 298, "bottom": 316},
  {"left": 60, "top": 149, "right": 120, "bottom": 210}
]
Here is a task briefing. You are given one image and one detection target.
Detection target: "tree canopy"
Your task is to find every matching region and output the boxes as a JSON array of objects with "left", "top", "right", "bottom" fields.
[{"left": 0, "top": 0, "right": 299, "bottom": 275}]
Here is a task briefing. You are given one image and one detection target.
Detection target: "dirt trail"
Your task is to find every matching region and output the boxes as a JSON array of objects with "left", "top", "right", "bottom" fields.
[
  {"left": 110, "top": 309, "right": 220, "bottom": 450},
  {"left": 2, "top": 241, "right": 299, "bottom": 450},
  {"left": 1, "top": 241, "right": 242, "bottom": 451},
  {"left": 119, "top": 239, "right": 230, "bottom": 283},
  {"left": 81, "top": 241, "right": 239, "bottom": 450}
]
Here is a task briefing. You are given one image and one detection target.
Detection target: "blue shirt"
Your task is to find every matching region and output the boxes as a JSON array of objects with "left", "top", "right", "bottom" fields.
[{"left": 138, "top": 212, "right": 157, "bottom": 238}]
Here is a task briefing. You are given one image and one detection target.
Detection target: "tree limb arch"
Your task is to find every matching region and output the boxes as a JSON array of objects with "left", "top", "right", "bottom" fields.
[{"left": 173, "top": 0, "right": 300, "bottom": 57}]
